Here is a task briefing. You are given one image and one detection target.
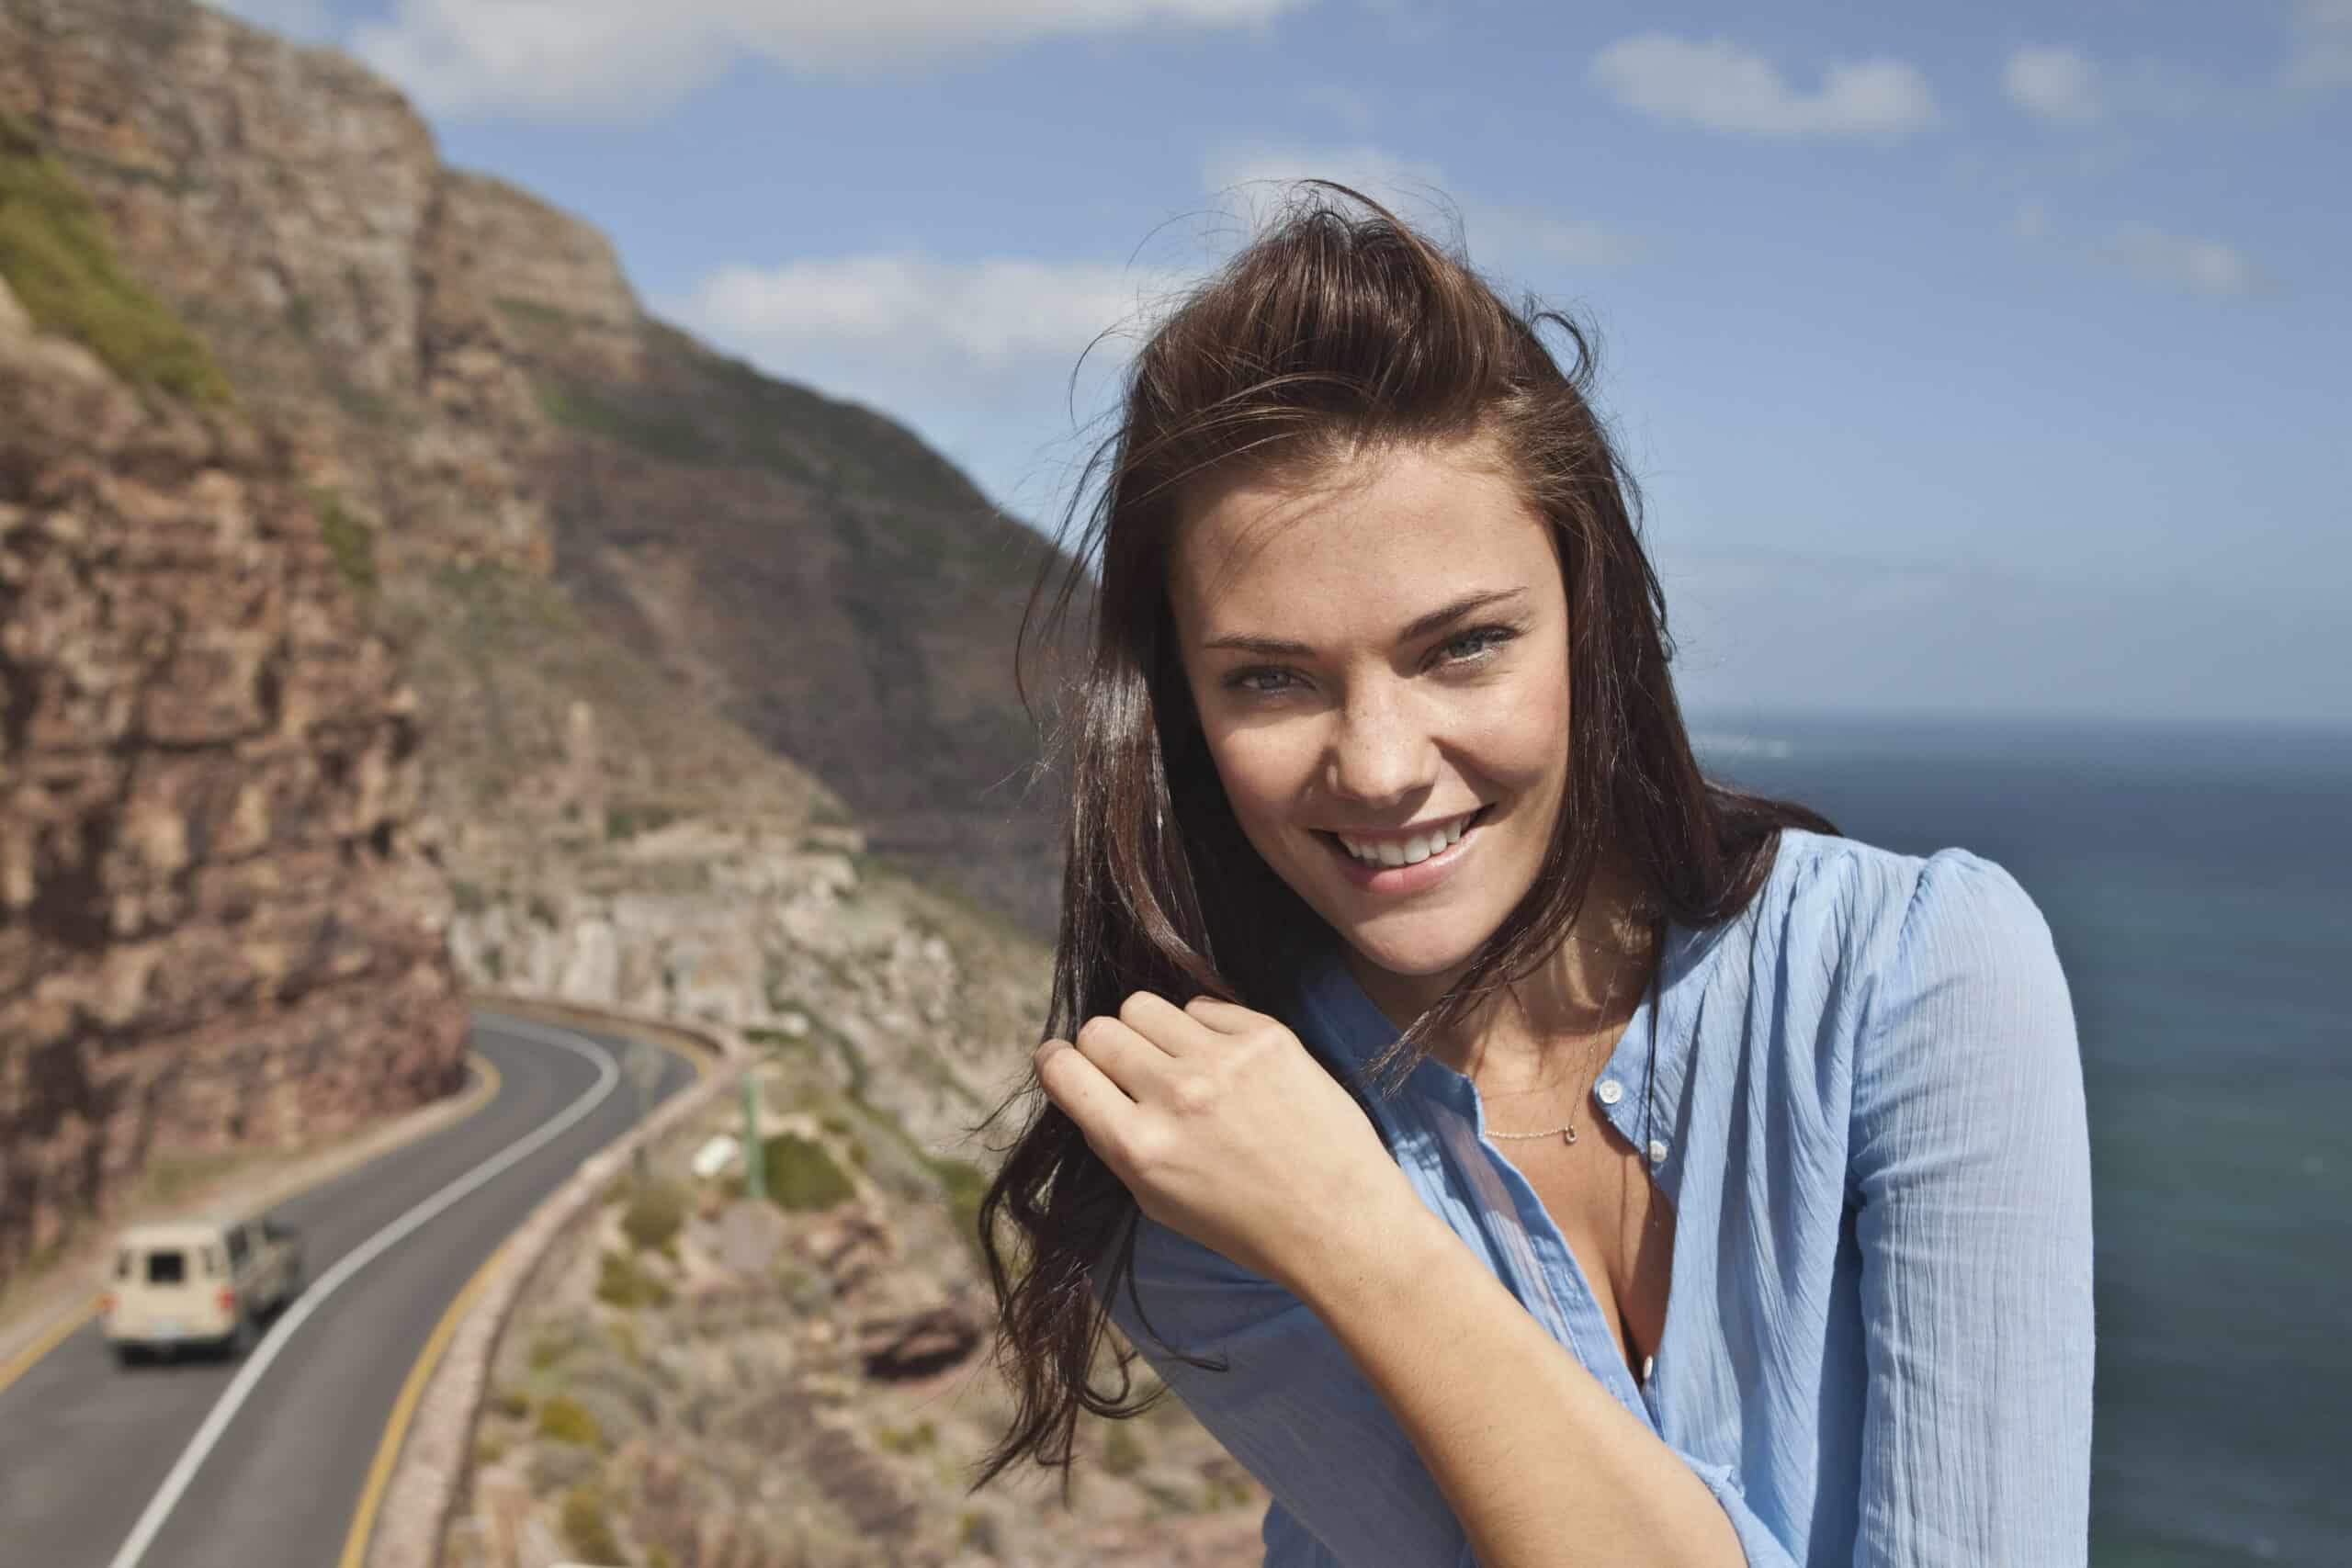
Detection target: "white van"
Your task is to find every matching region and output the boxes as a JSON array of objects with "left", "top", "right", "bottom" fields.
[{"left": 100, "top": 1213, "right": 304, "bottom": 1363}]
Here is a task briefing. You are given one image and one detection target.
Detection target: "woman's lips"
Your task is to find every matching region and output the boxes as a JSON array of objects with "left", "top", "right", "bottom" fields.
[{"left": 1316, "top": 807, "right": 1490, "bottom": 896}]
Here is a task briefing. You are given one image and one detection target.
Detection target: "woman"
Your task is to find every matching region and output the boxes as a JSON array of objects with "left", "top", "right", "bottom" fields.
[{"left": 972, "top": 185, "right": 2095, "bottom": 1568}]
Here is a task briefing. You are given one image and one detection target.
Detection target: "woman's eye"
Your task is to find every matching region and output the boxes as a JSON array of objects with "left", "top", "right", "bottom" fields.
[
  {"left": 1225, "top": 667, "right": 1299, "bottom": 695},
  {"left": 1435, "top": 626, "right": 1519, "bottom": 665}
]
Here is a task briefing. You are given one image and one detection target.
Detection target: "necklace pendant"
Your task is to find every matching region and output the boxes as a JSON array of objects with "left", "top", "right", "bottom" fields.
[{"left": 1562, "top": 1126, "right": 1577, "bottom": 1146}]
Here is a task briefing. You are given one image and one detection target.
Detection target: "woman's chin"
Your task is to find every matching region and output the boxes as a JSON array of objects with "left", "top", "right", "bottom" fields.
[{"left": 1334, "top": 924, "right": 1487, "bottom": 994}]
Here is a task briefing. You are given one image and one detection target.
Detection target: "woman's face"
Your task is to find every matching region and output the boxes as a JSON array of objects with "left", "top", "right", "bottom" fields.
[{"left": 1168, "top": 437, "right": 1573, "bottom": 1012}]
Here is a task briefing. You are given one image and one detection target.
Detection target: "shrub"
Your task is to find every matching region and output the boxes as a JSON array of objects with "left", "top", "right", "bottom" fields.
[
  {"left": 596, "top": 1249, "right": 673, "bottom": 1310},
  {"left": 929, "top": 1156, "right": 990, "bottom": 1264},
  {"left": 311, "top": 491, "right": 376, "bottom": 599},
  {"left": 762, "top": 1134, "right": 854, "bottom": 1213},
  {"left": 560, "top": 1484, "right": 627, "bottom": 1563},
  {"left": 537, "top": 1392, "right": 603, "bottom": 1448},
  {"left": 487, "top": 1385, "right": 531, "bottom": 1420},
  {"left": 875, "top": 1419, "right": 937, "bottom": 1456},
  {"left": 1102, "top": 1421, "right": 1145, "bottom": 1477},
  {"left": 619, "top": 1181, "right": 686, "bottom": 1253}
]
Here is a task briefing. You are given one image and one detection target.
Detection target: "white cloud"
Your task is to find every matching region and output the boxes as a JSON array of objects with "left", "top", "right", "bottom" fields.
[
  {"left": 2288, "top": 0, "right": 2352, "bottom": 91},
  {"left": 350, "top": 0, "right": 1313, "bottom": 118},
  {"left": 669, "top": 254, "right": 1182, "bottom": 372},
  {"left": 1201, "top": 145, "right": 1649, "bottom": 267},
  {"left": 2096, "top": 224, "right": 2272, "bottom": 296},
  {"left": 2004, "top": 45, "right": 2103, "bottom": 125},
  {"left": 1589, "top": 32, "right": 1940, "bottom": 140},
  {"left": 2002, "top": 44, "right": 2216, "bottom": 131}
]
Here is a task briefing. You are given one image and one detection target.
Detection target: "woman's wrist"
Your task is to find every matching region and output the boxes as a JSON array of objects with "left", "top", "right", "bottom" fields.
[{"left": 1280, "top": 1176, "right": 1455, "bottom": 1317}]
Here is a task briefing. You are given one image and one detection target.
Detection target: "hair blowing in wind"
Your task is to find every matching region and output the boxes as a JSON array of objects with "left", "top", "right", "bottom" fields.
[{"left": 965, "top": 184, "right": 1830, "bottom": 1493}]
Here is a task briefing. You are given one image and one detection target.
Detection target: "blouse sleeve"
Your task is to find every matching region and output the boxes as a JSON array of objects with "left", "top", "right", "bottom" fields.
[
  {"left": 1848, "top": 850, "right": 2097, "bottom": 1565},
  {"left": 1096, "top": 1218, "right": 1479, "bottom": 1568},
  {"left": 1097, "top": 1210, "right": 1804, "bottom": 1567}
]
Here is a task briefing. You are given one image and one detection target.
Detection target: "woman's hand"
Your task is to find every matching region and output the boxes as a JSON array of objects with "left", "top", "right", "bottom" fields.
[{"left": 1035, "top": 992, "right": 1413, "bottom": 1294}]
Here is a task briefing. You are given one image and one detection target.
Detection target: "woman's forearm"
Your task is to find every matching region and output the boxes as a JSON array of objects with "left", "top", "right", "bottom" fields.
[{"left": 1285, "top": 1196, "right": 1747, "bottom": 1568}]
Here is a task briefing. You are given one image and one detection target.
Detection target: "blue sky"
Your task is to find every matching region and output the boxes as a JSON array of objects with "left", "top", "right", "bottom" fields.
[{"left": 225, "top": 0, "right": 2349, "bottom": 728}]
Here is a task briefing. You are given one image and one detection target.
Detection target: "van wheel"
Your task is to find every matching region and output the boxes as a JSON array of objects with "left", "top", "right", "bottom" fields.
[{"left": 112, "top": 1343, "right": 144, "bottom": 1369}]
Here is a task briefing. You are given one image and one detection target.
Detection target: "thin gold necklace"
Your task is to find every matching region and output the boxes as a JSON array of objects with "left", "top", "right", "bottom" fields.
[{"left": 1484, "top": 940, "right": 1654, "bottom": 1145}]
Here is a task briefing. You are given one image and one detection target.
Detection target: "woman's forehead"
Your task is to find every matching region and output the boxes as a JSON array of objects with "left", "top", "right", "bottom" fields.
[{"left": 1167, "top": 444, "right": 1558, "bottom": 641}]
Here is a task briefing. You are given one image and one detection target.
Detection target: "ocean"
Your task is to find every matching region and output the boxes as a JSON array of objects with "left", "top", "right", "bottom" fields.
[{"left": 1691, "top": 713, "right": 2352, "bottom": 1567}]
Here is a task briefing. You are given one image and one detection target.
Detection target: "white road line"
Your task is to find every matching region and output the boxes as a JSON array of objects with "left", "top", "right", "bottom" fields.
[{"left": 104, "top": 1018, "right": 622, "bottom": 1568}]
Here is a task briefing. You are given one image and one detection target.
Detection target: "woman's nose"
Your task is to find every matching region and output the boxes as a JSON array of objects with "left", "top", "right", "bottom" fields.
[{"left": 1324, "top": 686, "right": 1435, "bottom": 807}]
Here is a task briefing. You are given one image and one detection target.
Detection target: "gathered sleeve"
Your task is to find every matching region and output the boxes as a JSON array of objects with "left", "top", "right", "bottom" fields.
[
  {"left": 1097, "top": 1208, "right": 1804, "bottom": 1567},
  {"left": 1848, "top": 850, "right": 2097, "bottom": 1564},
  {"left": 1096, "top": 1218, "right": 1479, "bottom": 1568}
]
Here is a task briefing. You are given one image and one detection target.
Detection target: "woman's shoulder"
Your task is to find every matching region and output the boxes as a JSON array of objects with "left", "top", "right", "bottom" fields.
[
  {"left": 1720, "top": 829, "right": 2066, "bottom": 1042},
  {"left": 1751, "top": 828, "right": 2054, "bottom": 968}
]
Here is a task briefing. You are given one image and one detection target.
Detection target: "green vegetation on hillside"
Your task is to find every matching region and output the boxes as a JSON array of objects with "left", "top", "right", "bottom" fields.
[
  {"left": 761, "top": 1132, "right": 855, "bottom": 1212},
  {"left": 0, "top": 113, "right": 230, "bottom": 404},
  {"left": 311, "top": 490, "right": 377, "bottom": 599}
]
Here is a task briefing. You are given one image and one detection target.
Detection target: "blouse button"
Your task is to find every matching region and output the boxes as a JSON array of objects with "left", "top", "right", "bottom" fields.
[
  {"left": 1647, "top": 1138, "right": 1668, "bottom": 1164},
  {"left": 1641, "top": 1354, "right": 1656, "bottom": 1382},
  {"left": 1594, "top": 1077, "right": 1624, "bottom": 1106}
]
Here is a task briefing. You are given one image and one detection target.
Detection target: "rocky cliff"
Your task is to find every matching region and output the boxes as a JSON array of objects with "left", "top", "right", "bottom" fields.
[
  {"left": 0, "top": 0, "right": 1082, "bottom": 1283},
  {"left": 0, "top": 126, "right": 468, "bottom": 1280},
  {"left": 0, "top": 0, "right": 1073, "bottom": 941}
]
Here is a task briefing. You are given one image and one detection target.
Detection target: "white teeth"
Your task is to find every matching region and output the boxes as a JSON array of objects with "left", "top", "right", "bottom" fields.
[{"left": 1337, "top": 810, "right": 1477, "bottom": 867}]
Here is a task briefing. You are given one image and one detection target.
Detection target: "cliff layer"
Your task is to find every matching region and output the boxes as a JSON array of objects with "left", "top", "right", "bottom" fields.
[{"left": 0, "top": 228, "right": 466, "bottom": 1279}]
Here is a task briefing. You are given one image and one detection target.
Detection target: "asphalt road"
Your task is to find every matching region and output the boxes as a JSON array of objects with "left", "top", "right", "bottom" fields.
[{"left": 0, "top": 1007, "right": 696, "bottom": 1568}]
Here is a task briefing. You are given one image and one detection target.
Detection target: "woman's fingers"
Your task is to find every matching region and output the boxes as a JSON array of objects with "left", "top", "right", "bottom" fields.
[
  {"left": 1181, "top": 995, "right": 1268, "bottom": 1034},
  {"left": 1035, "top": 1038, "right": 1136, "bottom": 1144},
  {"left": 1073, "top": 1012, "right": 1180, "bottom": 1100},
  {"left": 1115, "top": 989, "right": 1220, "bottom": 1053}
]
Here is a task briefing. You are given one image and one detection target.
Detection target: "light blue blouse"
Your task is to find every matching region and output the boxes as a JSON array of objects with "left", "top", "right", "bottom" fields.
[{"left": 1093, "top": 829, "right": 2096, "bottom": 1566}]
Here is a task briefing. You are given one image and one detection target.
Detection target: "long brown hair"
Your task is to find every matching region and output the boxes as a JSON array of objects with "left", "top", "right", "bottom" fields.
[{"left": 968, "top": 183, "right": 1832, "bottom": 1493}]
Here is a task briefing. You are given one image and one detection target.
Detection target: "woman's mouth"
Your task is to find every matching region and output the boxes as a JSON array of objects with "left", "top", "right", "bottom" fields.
[{"left": 1315, "top": 806, "right": 1492, "bottom": 894}]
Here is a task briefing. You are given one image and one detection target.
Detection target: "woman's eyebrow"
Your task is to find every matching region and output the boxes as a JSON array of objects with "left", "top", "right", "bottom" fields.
[
  {"left": 1398, "top": 588, "right": 1528, "bottom": 642},
  {"left": 1200, "top": 588, "right": 1531, "bottom": 658}
]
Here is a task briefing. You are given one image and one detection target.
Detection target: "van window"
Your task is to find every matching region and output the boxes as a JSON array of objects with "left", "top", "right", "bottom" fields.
[
  {"left": 145, "top": 1251, "right": 187, "bottom": 1285},
  {"left": 225, "top": 1227, "right": 249, "bottom": 1268}
]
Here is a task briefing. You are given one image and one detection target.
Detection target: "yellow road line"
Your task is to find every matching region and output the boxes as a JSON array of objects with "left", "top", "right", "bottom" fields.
[
  {"left": 0, "top": 1050, "right": 502, "bottom": 1404},
  {"left": 336, "top": 1235, "right": 511, "bottom": 1568},
  {"left": 334, "top": 1015, "right": 707, "bottom": 1567},
  {"left": 0, "top": 1295, "right": 100, "bottom": 1397}
]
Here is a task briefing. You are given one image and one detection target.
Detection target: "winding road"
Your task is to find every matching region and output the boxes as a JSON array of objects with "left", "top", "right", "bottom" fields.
[{"left": 0, "top": 1006, "right": 696, "bottom": 1568}]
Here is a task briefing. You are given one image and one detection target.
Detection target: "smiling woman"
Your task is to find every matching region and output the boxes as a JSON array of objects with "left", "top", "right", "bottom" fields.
[{"left": 968, "top": 185, "right": 2094, "bottom": 1568}]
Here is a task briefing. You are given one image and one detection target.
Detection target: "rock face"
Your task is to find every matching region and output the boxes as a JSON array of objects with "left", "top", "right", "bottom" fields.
[
  {"left": 0, "top": 265, "right": 468, "bottom": 1279},
  {"left": 0, "top": 0, "right": 1076, "bottom": 942}
]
